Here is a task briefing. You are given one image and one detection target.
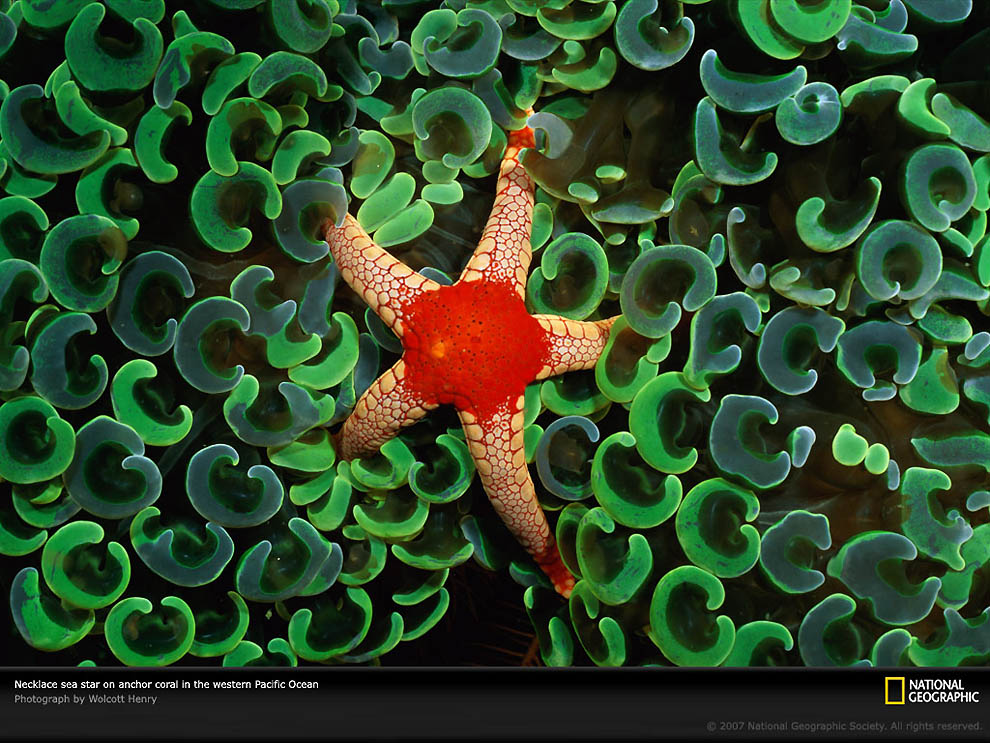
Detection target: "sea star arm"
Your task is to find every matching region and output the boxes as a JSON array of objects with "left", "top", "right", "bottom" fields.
[
  {"left": 458, "top": 396, "right": 576, "bottom": 597},
  {"left": 459, "top": 122, "right": 536, "bottom": 297},
  {"left": 334, "top": 359, "right": 437, "bottom": 461},
  {"left": 534, "top": 315, "right": 619, "bottom": 380},
  {"left": 324, "top": 213, "right": 441, "bottom": 337}
]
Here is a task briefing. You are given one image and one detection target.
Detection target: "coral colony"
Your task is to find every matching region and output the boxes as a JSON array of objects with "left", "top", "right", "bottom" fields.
[{"left": 0, "top": 0, "right": 989, "bottom": 668}]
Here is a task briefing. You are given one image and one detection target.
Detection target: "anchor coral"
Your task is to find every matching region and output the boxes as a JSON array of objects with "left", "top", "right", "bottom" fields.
[{"left": 1, "top": 0, "right": 988, "bottom": 669}]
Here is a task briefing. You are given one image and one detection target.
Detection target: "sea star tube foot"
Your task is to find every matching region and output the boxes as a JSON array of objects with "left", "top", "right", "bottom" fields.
[{"left": 324, "top": 113, "right": 619, "bottom": 598}]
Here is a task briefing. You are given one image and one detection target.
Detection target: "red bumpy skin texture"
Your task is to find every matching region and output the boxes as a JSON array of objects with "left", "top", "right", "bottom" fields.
[{"left": 324, "top": 113, "right": 619, "bottom": 598}]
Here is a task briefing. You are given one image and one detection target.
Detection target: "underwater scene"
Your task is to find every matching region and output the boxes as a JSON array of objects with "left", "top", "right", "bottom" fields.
[{"left": 0, "top": 0, "right": 989, "bottom": 668}]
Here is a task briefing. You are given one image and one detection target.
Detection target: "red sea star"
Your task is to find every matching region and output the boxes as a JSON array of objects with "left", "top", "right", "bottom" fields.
[{"left": 323, "top": 116, "right": 618, "bottom": 597}]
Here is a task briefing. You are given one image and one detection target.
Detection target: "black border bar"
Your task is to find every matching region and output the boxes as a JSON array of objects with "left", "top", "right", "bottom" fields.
[{"left": 1, "top": 667, "right": 988, "bottom": 741}]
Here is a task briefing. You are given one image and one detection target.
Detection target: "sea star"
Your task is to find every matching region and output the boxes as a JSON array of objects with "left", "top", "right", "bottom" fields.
[{"left": 323, "top": 116, "right": 618, "bottom": 597}]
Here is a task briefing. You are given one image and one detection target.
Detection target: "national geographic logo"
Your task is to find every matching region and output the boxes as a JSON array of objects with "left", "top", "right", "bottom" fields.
[{"left": 885, "top": 677, "right": 981, "bottom": 705}]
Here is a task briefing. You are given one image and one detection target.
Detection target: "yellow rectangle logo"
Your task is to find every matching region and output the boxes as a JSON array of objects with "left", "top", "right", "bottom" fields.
[{"left": 885, "top": 677, "right": 905, "bottom": 705}]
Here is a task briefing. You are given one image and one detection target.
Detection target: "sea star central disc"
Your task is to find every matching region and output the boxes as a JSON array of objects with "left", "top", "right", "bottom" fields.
[
  {"left": 324, "top": 116, "right": 619, "bottom": 597},
  {"left": 403, "top": 281, "right": 544, "bottom": 412}
]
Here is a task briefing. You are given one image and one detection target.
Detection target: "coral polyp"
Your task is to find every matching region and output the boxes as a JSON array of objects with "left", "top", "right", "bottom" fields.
[{"left": 1, "top": 0, "right": 988, "bottom": 668}]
